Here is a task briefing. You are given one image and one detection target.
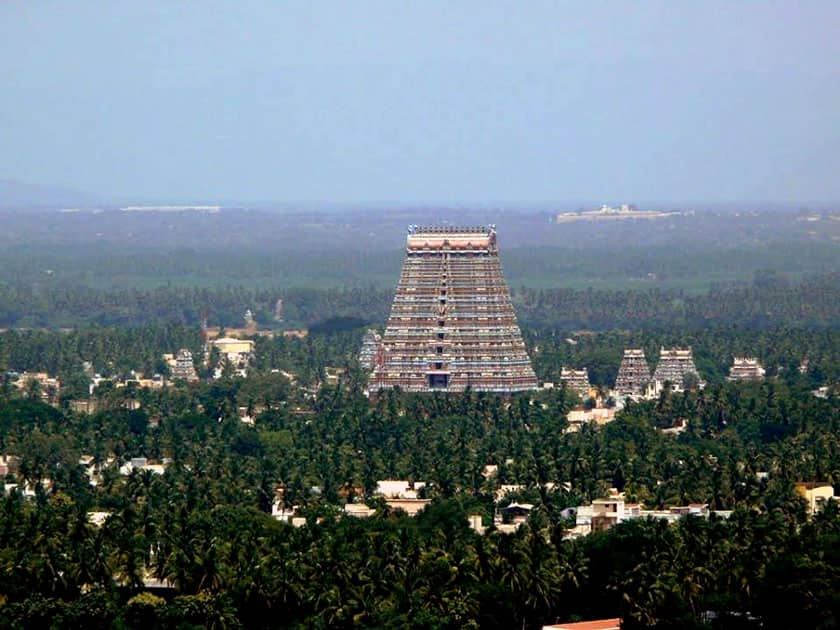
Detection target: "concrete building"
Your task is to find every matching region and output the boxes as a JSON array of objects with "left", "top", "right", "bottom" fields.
[
  {"left": 565, "top": 493, "right": 731, "bottom": 539},
  {"left": 795, "top": 482, "right": 837, "bottom": 515},
  {"left": 376, "top": 479, "right": 427, "bottom": 499},
  {"left": 119, "top": 457, "right": 168, "bottom": 476},
  {"left": 13, "top": 371, "right": 61, "bottom": 404},
  {"left": 494, "top": 502, "right": 534, "bottom": 533},
  {"left": 212, "top": 337, "right": 255, "bottom": 376},
  {"left": 566, "top": 407, "right": 616, "bottom": 431},
  {"left": 370, "top": 225, "right": 537, "bottom": 393}
]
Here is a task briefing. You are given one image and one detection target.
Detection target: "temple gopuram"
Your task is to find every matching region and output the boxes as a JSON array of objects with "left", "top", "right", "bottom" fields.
[
  {"left": 369, "top": 225, "right": 537, "bottom": 393},
  {"left": 614, "top": 349, "right": 651, "bottom": 395},
  {"left": 560, "top": 367, "right": 592, "bottom": 399},
  {"left": 652, "top": 347, "right": 704, "bottom": 389}
]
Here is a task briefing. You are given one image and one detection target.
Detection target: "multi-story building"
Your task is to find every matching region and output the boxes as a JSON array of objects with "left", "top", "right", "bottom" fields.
[
  {"left": 369, "top": 225, "right": 537, "bottom": 393},
  {"left": 614, "top": 349, "right": 651, "bottom": 395},
  {"left": 212, "top": 337, "right": 255, "bottom": 377}
]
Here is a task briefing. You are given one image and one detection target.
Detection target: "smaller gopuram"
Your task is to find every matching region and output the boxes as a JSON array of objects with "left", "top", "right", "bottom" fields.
[
  {"left": 614, "top": 349, "right": 651, "bottom": 395},
  {"left": 358, "top": 329, "right": 382, "bottom": 371},
  {"left": 652, "top": 347, "right": 702, "bottom": 388},
  {"left": 727, "top": 357, "right": 765, "bottom": 381},
  {"left": 560, "top": 368, "right": 591, "bottom": 399},
  {"left": 172, "top": 349, "right": 199, "bottom": 382}
]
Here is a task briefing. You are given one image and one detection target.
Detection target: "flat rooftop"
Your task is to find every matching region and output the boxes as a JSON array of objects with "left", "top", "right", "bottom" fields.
[{"left": 406, "top": 225, "right": 496, "bottom": 250}]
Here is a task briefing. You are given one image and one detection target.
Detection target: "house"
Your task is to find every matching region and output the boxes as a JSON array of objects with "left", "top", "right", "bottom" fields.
[
  {"left": 344, "top": 503, "right": 377, "bottom": 518},
  {"left": 492, "top": 502, "right": 534, "bottom": 533},
  {"left": 119, "top": 457, "right": 168, "bottom": 476},
  {"left": 385, "top": 498, "right": 431, "bottom": 516},
  {"left": 374, "top": 480, "right": 430, "bottom": 515},
  {"left": 69, "top": 399, "right": 99, "bottom": 415},
  {"left": 0, "top": 455, "right": 20, "bottom": 478},
  {"left": 661, "top": 417, "right": 688, "bottom": 436},
  {"left": 342, "top": 480, "right": 432, "bottom": 518},
  {"left": 566, "top": 407, "right": 616, "bottom": 432},
  {"left": 482, "top": 464, "right": 499, "bottom": 479},
  {"left": 565, "top": 495, "right": 730, "bottom": 538},
  {"left": 4, "top": 478, "right": 53, "bottom": 499},
  {"left": 13, "top": 371, "right": 61, "bottom": 403},
  {"left": 212, "top": 337, "right": 255, "bottom": 374},
  {"left": 503, "top": 502, "right": 533, "bottom": 522},
  {"left": 87, "top": 511, "right": 112, "bottom": 527},
  {"left": 495, "top": 484, "right": 525, "bottom": 502},
  {"left": 324, "top": 366, "right": 346, "bottom": 386},
  {"left": 795, "top": 482, "right": 837, "bottom": 515},
  {"left": 467, "top": 514, "right": 486, "bottom": 535},
  {"left": 376, "top": 479, "right": 427, "bottom": 499},
  {"left": 272, "top": 503, "right": 301, "bottom": 523}
]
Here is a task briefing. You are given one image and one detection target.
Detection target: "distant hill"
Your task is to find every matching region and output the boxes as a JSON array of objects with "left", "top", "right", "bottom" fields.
[{"left": 0, "top": 178, "right": 101, "bottom": 210}]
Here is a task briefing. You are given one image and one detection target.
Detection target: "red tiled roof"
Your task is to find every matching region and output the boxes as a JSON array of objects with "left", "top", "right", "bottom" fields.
[{"left": 543, "top": 619, "right": 621, "bottom": 630}]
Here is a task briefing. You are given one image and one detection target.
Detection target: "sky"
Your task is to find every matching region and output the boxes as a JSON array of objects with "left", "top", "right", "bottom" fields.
[{"left": 1, "top": 2, "right": 839, "bottom": 205}]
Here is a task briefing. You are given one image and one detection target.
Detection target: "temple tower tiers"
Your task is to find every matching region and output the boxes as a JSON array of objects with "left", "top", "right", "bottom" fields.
[
  {"left": 358, "top": 329, "right": 382, "bottom": 371},
  {"left": 652, "top": 347, "right": 702, "bottom": 387},
  {"left": 172, "top": 348, "right": 199, "bottom": 382},
  {"left": 728, "top": 357, "right": 766, "bottom": 381},
  {"left": 614, "top": 349, "right": 651, "bottom": 395},
  {"left": 560, "top": 368, "right": 591, "bottom": 399},
  {"left": 369, "top": 225, "right": 537, "bottom": 393}
]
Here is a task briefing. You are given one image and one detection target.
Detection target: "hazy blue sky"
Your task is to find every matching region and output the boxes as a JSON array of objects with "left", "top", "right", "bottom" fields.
[{"left": 1, "top": 2, "right": 838, "bottom": 204}]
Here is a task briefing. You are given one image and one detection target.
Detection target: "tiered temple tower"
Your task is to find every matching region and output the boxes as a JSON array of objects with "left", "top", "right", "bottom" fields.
[
  {"left": 652, "top": 347, "right": 702, "bottom": 388},
  {"left": 369, "top": 225, "right": 537, "bottom": 393},
  {"left": 560, "top": 368, "right": 591, "bottom": 399},
  {"left": 358, "top": 329, "right": 382, "bottom": 370},
  {"left": 614, "top": 349, "right": 651, "bottom": 395},
  {"left": 172, "top": 348, "right": 199, "bottom": 382},
  {"left": 727, "top": 357, "right": 765, "bottom": 381}
]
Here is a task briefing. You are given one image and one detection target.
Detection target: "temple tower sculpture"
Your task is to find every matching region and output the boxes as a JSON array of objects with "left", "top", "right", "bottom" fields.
[
  {"left": 369, "top": 225, "right": 537, "bottom": 393},
  {"left": 652, "top": 347, "right": 703, "bottom": 388},
  {"left": 358, "top": 329, "right": 383, "bottom": 371},
  {"left": 560, "top": 368, "right": 591, "bottom": 399},
  {"left": 727, "top": 357, "right": 765, "bottom": 381},
  {"left": 614, "top": 349, "right": 651, "bottom": 395}
]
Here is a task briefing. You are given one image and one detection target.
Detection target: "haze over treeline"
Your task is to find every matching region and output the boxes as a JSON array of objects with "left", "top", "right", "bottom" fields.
[{"left": 2, "top": 2, "right": 839, "bottom": 205}]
